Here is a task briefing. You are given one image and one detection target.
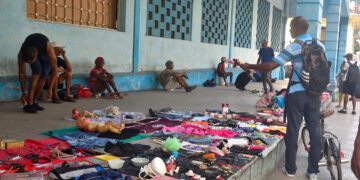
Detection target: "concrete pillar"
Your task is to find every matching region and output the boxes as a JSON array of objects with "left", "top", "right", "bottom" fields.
[
  {"left": 296, "top": 0, "right": 323, "bottom": 39},
  {"left": 336, "top": 17, "right": 349, "bottom": 74},
  {"left": 324, "top": 0, "right": 342, "bottom": 86}
]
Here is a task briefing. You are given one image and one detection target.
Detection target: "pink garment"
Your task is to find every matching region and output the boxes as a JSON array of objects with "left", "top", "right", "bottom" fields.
[
  {"left": 256, "top": 92, "right": 275, "bottom": 108},
  {"left": 162, "top": 126, "right": 185, "bottom": 133},
  {"left": 208, "top": 129, "right": 238, "bottom": 138},
  {"left": 150, "top": 175, "right": 178, "bottom": 180}
]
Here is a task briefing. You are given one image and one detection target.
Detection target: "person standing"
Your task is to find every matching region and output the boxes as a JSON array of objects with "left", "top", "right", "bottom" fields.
[
  {"left": 336, "top": 61, "right": 346, "bottom": 108},
  {"left": 18, "top": 33, "right": 58, "bottom": 113},
  {"left": 257, "top": 40, "right": 275, "bottom": 94},
  {"left": 338, "top": 53, "right": 358, "bottom": 115},
  {"left": 240, "top": 16, "right": 325, "bottom": 180}
]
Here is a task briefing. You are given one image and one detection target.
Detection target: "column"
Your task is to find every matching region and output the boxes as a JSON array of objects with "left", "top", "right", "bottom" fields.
[
  {"left": 324, "top": 0, "right": 342, "bottom": 86},
  {"left": 296, "top": 0, "right": 324, "bottom": 39},
  {"left": 336, "top": 17, "right": 349, "bottom": 74}
]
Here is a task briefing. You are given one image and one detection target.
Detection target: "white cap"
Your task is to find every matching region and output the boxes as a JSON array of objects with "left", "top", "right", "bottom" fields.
[{"left": 51, "top": 41, "right": 65, "bottom": 48}]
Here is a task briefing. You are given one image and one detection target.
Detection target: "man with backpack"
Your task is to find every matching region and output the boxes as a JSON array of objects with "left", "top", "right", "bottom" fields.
[
  {"left": 240, "top": 16, "right": 329, "bottom": 180},
  {"left": 338, "top": 53, "right": 358, "bottom": 114}
]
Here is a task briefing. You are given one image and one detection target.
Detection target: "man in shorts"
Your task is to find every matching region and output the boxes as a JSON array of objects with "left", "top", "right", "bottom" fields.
[
  {"left": 159, "top": 60, "right": 196, "bottom": 92},
  {"left": 338, "top": 53, "right": 358, "bottom": 115},
  {"left": 336, "top": 61, "right": 346, "bottom": 108},
  {"left": 18, "top": 33, "right": 58, "bottom": 113}
]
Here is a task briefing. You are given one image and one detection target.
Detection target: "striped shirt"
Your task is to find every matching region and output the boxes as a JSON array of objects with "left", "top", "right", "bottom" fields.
[{"left": 273, "top": 34, "right": 326, "bottom": 94}]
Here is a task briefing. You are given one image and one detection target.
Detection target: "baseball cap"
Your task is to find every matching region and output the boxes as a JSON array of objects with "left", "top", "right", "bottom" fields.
[
  {"left": 51, "top": 42, "right": 65, "bottom": 48},
  {"left": 165, "top": 60, "right": 174, "bottom": 66},
  {"left": 344, "top": 53, "right": 353, "bottom": 59}
]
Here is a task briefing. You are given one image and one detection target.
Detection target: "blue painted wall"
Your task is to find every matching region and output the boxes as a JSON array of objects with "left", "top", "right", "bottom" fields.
[{"left": 0, "top": 0, "right": 287, "bottom": 101}]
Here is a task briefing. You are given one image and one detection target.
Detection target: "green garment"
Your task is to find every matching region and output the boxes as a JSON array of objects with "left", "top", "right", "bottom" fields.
[{"left": 159, "top": 69, "right": 174, "bottom": 87}]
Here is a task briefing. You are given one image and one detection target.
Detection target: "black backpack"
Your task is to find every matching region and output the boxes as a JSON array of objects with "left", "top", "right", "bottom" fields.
[
  {"left": 292, "top": 39, "right": 330, "bottom": 95},
  {"left": 345, "top": 61, "right": 359, "bottom": 84}
]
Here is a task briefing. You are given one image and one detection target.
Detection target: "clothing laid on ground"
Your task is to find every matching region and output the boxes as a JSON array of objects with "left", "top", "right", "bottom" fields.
[
  {"left": 274, "top": 34, "right": 325, "bottom": 174},
  {"left": 258, "top": 47, "right": 274, "bottom": 63},
  {"left": 88, "top": 67, "right": 108, "bottom": 87},
  {"left": 235, "top": 71, "right": 252, "bottom": 90},
  {"left": 149, "top": 107, "right": 192, "bottom": 120}
]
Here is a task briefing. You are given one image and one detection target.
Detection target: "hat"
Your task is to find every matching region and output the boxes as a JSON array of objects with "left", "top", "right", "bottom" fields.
[
  {"left": 51, "top": 42, "right": 65, "bottom": 48},
  {"left": 344, "top": 53, "right": 353, "bottom": 59},
  {"left": 95, "top": 57, "right": 105, "bottom": 64},
  {"left": 165, "top": 60, "right": 174, "bottom": 67}
]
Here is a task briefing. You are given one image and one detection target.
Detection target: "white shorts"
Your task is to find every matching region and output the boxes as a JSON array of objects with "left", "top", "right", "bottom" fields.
[{"left": 164, "top": 79, "right": 180, "bottom": 91}]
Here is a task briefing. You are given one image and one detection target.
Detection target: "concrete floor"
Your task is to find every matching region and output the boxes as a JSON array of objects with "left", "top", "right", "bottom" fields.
[{"left": 0, "top": 81, "right": 357, "bottom": 179}]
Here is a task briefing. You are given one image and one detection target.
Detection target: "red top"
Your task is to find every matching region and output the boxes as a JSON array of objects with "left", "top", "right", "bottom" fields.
[{"left": 89, "top": 67, "right": 107, "bottom": 86}]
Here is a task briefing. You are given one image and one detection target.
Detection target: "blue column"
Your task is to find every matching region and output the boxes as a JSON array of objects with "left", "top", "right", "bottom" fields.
[
  {"left": 336, "top": 17, "right": 349, "bottom": 74},
  {"left": 296, "top": 0, "right": 323, "bottom": 39},
  {"left": 324, "top": 0, "right": 342, "bottom": 87},
  {"left": 133, "top": 0, "right": 141, "bottom": 72},
  {"left": 228, "top": 0, "right": 235, "bottom": 68}
]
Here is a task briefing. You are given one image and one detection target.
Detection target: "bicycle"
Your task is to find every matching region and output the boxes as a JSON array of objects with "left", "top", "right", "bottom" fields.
[{"left": 301, "top": 107, "right": 342, "bottom": 180}]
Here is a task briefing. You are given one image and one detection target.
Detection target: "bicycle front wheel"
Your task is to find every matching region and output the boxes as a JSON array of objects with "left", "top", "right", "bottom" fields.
[{"left": 327, "top": 138, "right": 342, "bottom": 180}]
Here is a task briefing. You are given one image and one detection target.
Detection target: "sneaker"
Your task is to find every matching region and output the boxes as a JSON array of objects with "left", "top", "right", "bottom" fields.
[
  {"left": 282, "top": 167, "right": 295, "bottom": 177},
  {"left": 306, "top": 173, "right": 317, "bottom": 180},
  {"left": 352, "top": 110, "right": 356, "bottom": 115},
  {"left": 23, "top": 104, "right": 37, "bottom": 113},
  {"left": 186, "top": 86, "right": 196, "bottom": 92},
  {"left": 33, "top": 102, "right": 44, "bottom": 111},
  {"left": 338, "top": 109, "right": 347, "bottom": 114}
]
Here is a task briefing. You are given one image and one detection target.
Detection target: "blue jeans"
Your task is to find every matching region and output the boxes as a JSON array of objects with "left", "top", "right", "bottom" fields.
[
  {"left": 285, "top": 91, "right": 321, "bottom": 174},
  {"left": 53, "top": 131, "right": 119, "bottom": 148}
]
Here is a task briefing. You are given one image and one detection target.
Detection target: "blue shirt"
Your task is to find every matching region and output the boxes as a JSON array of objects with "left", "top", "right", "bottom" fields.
[
  {"left": 258, "top": 47, "right": 275, "bottom": 63},
  {"left": 273, "top": 34, "right": 326, "bottom": 94}
]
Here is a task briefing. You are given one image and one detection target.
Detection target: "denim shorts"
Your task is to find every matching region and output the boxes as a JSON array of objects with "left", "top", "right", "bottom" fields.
[{"left": 30, "top": 55, "right": 51, "bottom": 79}]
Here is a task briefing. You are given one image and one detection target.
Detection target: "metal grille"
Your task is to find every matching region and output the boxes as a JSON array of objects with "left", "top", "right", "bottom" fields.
[
  {"left": 26, "top": 0, "right": 118, "bottom": 29},
  {"left": 146, "top": 0, "right": 193, "bottom": 40},
  {"left": 271, "top": 7, "right": 282, "bottom": 52},
  {"left": 234, "top": 0, "right": 253, "bottom": 48},
  {"left": 201, "top": 0, "right": 229, "bottom": 45},
  {"left": 256, "top": 0, "right": 270, "bottom": 49}
]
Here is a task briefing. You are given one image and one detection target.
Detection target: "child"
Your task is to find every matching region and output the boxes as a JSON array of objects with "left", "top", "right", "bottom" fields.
[{"left": 88, "top": 57, "right": 123, "bottom": 99}]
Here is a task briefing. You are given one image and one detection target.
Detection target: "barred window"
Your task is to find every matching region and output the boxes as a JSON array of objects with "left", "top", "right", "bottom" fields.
[{"left": 27, "top": 0, "right": 118, "bottom": 29}]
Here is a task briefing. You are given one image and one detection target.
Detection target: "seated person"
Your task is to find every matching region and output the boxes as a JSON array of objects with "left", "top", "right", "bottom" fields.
[
  {"left": 88, "top": 57, "right": 123, "bottom": 99},
  {"left": 217, "top": 57, "right": 233, "bottom": 86},
  {"left": 159, "top": 60, "right": 196, "bottom": 92},
  {"left": 46, "top": 42, "right": 76, "bottom": 103},
  {"left": 235, "top": 70, "right": 255, "bottom": 91}
]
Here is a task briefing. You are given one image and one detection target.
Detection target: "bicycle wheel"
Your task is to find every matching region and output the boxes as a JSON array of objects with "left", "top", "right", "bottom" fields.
[
  {"left": 301, "top": 126, "right": 311, "bottom": 151},
  {"left": 327, "top": 138, "right": 342, "bottom": 180}
]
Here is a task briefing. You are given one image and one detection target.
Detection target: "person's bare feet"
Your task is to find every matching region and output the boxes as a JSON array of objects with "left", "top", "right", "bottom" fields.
[{"left": 115, "top": 92, "right": 124, "bottom": 99}]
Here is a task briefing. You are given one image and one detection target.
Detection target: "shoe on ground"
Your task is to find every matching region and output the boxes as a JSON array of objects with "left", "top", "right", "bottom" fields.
[
  {"left": 282, "top": 167, "right": 295, "bottom": 177},
  {"left": 306, "top": 173, "right": 317, "bottom": 180},
  {"left": 23, "top": 104, "right": 38, "bottom": 113},
  {"left": 33, "top": 102, "right": 44, "bottom": 111},
  {"left": 225, "top": 83, "right": 229, "bottom": 87},
  {"left": 352, "top": 110, "right": 356, "bottom": 115},
  {"left": 338, "top": 109, "right": 347, "bottom": 114},
  {"left": 186, "top": 86, "right": 196, "bottom": 92}
]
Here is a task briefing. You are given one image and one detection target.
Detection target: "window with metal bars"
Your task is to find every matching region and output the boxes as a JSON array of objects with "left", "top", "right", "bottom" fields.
[{"left": 26, "top": 0, "right": 118, "bottom": 29}]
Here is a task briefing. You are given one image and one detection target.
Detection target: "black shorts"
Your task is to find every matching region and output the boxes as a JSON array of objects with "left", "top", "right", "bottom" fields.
[{"left": 342, "top": 82, "right": 357, "bottom": 96}]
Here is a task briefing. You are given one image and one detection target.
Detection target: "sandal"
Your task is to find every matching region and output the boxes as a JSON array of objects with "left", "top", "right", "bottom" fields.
[
  {"left": 63, "top": 96, "right": 76, "bottom": 102},
  {"left": 107, "top": 93, "right": 119, "bottom": 99},
  {"left": 52, "top": 98, "right": 63, "bottom": 104}
]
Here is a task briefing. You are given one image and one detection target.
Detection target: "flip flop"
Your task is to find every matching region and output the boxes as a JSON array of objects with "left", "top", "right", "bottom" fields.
[
  {"left": 52, "top": 98, "right": 63, "bottom": 104},
  {"left": 63, "top": 97, "right": 76, "bottom": 102}
]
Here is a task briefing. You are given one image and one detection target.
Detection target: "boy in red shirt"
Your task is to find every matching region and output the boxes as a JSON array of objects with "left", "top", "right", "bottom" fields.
[{"left": 89, "top": 57, "right": 123, "bottom": 99}]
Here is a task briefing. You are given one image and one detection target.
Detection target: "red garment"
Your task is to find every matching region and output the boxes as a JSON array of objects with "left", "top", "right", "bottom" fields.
[{"left": 88, "top": 67, "right": 108, "bottom": 87}]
